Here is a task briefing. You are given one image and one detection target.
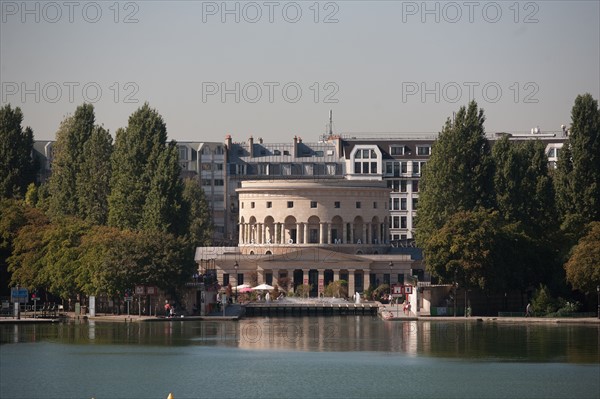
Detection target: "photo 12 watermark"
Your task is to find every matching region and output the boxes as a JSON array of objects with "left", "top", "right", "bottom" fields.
[
  {"left": 201, "top": 1, "right": 339, "bottom": 23},
  {"left": 1, "top": 1, "right": 140, "bottom": 23},
  {"left": 401, "top": 81, "right": 540, "bottom": 104},
  {"left": 1, "top": 81, "right": 140, "bottom": 104},
  {"left": 202, "top": 81, "right": 340, "bottom": 104},
  {"left": 401, "top": 1, "right": 539, "bottom": 23}
]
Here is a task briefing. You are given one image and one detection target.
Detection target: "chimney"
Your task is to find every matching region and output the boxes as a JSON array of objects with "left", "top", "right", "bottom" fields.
[
  {"left": 293, "top": 136, "right": 298, "bottom": 158},
  {"left": 248, "top": 136, "right": 254, "bottom": 157},
  {"left": 225, "top": 134, "right": 232, "bottom": 150}
]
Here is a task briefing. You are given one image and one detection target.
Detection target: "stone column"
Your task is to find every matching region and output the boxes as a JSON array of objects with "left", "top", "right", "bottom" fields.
[
  {"left": 350, "top": 224, "right": 354, "bottom": 244},
  {"left": 318, "top": 269, "right": 324, "bottom": 297},
  {"left": 258, "top": 269, "right": 265, "bottom": 284},
  {"left": 319, "top": 223, "right": 326, "bottom": 244},
  {"left": 257, "top": 224, "right": 262, "bottom": 244},
  {"left": 342, "top": 223, "right": 348, "bottom": 244},
  {"left": 333, "top": 269, "right": 340, "bottom": 282},
  {"left": 239, "top": 223, "right": 244, "bottom": 244},
  {"left": 327, "top": 223, "right": 332, "bottom": 244},
  {"left": 303, "top": 223, "right": 309, "bottom": 245},
  {"left": 366, "top": 223, "right": 371, "bottom": 244},
  {"left": 364, "top": 272, "right": 372, "bottom": 290},
  {"left": 296, "top": 223, "right": 302, "bottom": 244},
  {"left": 347, "top": 269, "right": 355, "bottom": 295}
]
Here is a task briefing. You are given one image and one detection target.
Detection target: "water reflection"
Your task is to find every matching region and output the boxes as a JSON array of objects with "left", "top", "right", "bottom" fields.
[{"left": 1, "top": 317, "right": 598, "bottom": 363}]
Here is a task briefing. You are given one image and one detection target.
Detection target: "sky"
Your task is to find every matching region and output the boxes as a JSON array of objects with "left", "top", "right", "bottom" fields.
[{"left": 1, "top": 0, "right": 599, "bottom": 143}]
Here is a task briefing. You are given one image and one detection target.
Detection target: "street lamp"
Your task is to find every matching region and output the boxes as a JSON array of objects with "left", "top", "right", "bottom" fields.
[
  {"left": 597, "top": 285, "right": 599, "bottom": 319},
  {"left": 389, "top": 262, "right": 396, "bottom": 314},
  {"left": 234, "top": 262, "right": 239, "bottom": 304}
]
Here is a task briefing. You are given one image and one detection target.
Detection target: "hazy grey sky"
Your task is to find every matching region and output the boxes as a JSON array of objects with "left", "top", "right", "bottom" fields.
[{"left": 1, "top": 1, "right": 599, "bottom": 142}]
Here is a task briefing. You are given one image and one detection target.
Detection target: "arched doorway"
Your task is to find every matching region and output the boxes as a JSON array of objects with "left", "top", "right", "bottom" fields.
[{"left": 284, "top": 216, "right": 297, "bottom": 244}]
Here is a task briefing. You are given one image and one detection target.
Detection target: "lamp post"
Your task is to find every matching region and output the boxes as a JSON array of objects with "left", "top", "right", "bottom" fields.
[
  {"left": 234, "top": 262, "right": 239, "bottom": 304},
  {"left": 389, "top": 262, "right": 396, "bottom": 315},
  {"left": 597, "top": 285, "right": 599, "bottom": 319}
]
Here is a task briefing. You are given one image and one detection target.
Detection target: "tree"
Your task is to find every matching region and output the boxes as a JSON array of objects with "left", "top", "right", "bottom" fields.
[
  {"left": 415, "top": 101, "right": 495, "bottom": 284},
  {"left": 492, "top": 137, "right": 562, "bottom": 291},
  {"left": 108, "top": 103, "right": 170, "bottom": 231},
  {"left": 141, "top": 141, "right": 184, "bottom": 235},
  {"left": 415, "top": 101, "right": 495, "bottom": 243},
  {"left": 0, "top": 105, "right": 35, "bottom": 198},
  {"left": 182, "top": 178, "right": 213, "bottom": 246},
  {"left": 564, "top": 222, "right": 600, "bottom": 294},
  {"left": 555, "top": 93, "right": 600, "bottom": 235},
  {"left": 425, "top": 209, "right": 507, "bottom": 290},
  {"left": 47, "top": 104, "right": 99, "bottom": 220},
  {"left": 493, "top": 137, "right": 556, "bottom": 234},
  {"left": 76, "top": 126, "right": 113, "bottom": 224}
]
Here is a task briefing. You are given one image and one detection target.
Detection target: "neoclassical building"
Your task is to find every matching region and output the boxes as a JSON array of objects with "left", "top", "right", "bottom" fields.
[
  {"left": 196, "top": 179, "right": 423, "bottom": 297},
  {"left": 237, "top": 180, "right": 390, "bottom": 249}
]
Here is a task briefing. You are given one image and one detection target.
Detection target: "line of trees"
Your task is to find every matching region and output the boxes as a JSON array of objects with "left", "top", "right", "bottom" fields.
[
  {"left": 0, "top": 103, "right": 213, "bottom": 302},
  {"left": 415, "top": 94, "right": 600, "bottom": 311}
]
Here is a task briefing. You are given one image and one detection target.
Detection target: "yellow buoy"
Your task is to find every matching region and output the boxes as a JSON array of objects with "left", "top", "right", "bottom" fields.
[{"left": 167, "top": 393, "right": 174, "bottom": 399}]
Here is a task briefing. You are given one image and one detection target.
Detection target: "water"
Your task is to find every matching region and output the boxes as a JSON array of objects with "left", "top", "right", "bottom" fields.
[{"left": 1, "top": 317, "right": 599, "bottom": 399}]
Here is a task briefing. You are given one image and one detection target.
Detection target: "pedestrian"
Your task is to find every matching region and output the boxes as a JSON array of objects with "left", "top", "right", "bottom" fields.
[
  {"left": 164, "top": 301, "right": 171, "bottom": 318},
  {"left": 265, "top": 292, "right": 271, "bottom": 303},
  {"left": 526, "top": 303, "right": 532, "bottom": 317}
]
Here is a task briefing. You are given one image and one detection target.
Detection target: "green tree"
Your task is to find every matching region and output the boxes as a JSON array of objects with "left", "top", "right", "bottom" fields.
[
  {"left": 108, "top": 103, "right": 170, "bottom": 231},
  {"left": 182, "top": 178, "right": 213, "bottom": 246},
  {"left": 425, "top": 209, "right": 507, "bottom": 290},
  {"left": 47, "top": 104, "right": 96, "bottom": 218},
  {"left": 415, "top": 101, "right": 495, "bottom": 284},
  {"left": 555, "top": 93, "right": 600, "bottom": 235},
  {"left": 564, "top": 221, "right": 600, "bottom": 294},
  {"left": 492, "top": 137, "right": 561, "bottom": 291},
  {"left": 0, "top": 105, "right": 35, "bottom": 198},
  {"left": 77, "top": 126, "right": 113, "bottom": 224},
  {"left": 415, "top": 101, "right": 495, "bottom": 242},
  {"left": 493, "top": 137, "right": 556, "bottom": 234},
  {"left": 141, "top": 142, "right": 184, "bottom": 235}
]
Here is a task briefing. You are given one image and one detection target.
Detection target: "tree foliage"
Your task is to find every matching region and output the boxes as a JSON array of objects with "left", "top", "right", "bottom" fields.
[
  {"left": 555, "top": 93, "right": 600, "bottom": 235},
  {"left": 182, "top": 178, "right": 213, "bottom": 246},
  {"left": 0, "top": 105, "right": 35, "bottom": 198},
  {"left": 108, "top": 103, "right": 177, "bottom": 232},
  {"left": 416, "top": 100, "right": 494, "bottom": 242},
  {"left": 564, "top": 222, "right": 600, "bottom": 294}
]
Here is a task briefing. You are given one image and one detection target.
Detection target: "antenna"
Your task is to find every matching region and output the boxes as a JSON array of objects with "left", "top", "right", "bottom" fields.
[{"left": 328, "top": 110, "right": 333, "bottom": 136}]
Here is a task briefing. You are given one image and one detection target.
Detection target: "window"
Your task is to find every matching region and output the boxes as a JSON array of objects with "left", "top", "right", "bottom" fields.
[
  {"left": 353, "top": 147, "right": 379, "bottom": 174},
  {"left": 241, "top": 202, "right": 244, "bottom": 209},
  {"left": 393, "top": 216, "right": 400, "bottom": 229},
  {"left": 274, "top": 150, "right": 281, "bottom": 155},
  {"left": 401, "top": 216, "right": 407, "bottom": 229},
  {"left": 202, "top": 179, "right": 211, "bottom": 186},
  {"left": 373, "top": 202, "right": 377, "bottom": 209},
  {"left": 356, "top": 201, "right": 361, "bottom": 209},
  {"left": 266, "top": 201, "right": 272, "bottom": 208},
  {"left": 237, "top": 273, "right": 244, "bottom": 285},
  {"left": 386, "top": 162, "right": 393, "bottom": 175},
  {"left": 214, "top": 179, "right": 224, "bottom": 186},
  {"left": 354, "top": 162, "right": 361, "bottom": 174},
  {"left": 215, "top": 146, "right": 224, "bottom": 155},
  {"left": 178, "top": 146, "right": 188, "bottom": 160},
  {"left": 315, "top": 151, "right": 324, "bottom": 157},
  {"left": 412, "top": 180, "right": 419, "bottom": 192},
  {"left": 287, "top": 201, "right": 294, "bottom": 208},
  {"left": 371, "top": 162, "right": 377, "bottom": 173},
  {"left": 401, "top": 162, "right": 408, "bottom": 174},
  {"left": 223, "top": 273, "right": 229, "bottom": 286},
  {"left": 202, "top": 163, "right": 212, "bottom": 171},
  {"left": 334, "top": 201, "right": 341, "bottom": 208},
  {"left": 417, "top": 146, "right": 431, "bottom": 156},
  {"left": 413, "top": 161, "right": 420, "bottom": 175},
  {"left": 283, "top": 150, "right": 290, "bottom": 156},
  {"left": 310, "top": 201, "right": 317, "bottom": 208},
  {"left": 215, "top": 163, "right": 223, "bottom": 171},
  {"left": 250, "top": 202, "right": 255, "bottom": 209},
  {"left": 401, "top": 198, "right": 407, "bottom": 210},
  {"left": 390, "top": 146, "right": 404, "bottom": 156},
  {"left": 393, "top": 198, "right": 399, "bottom": 210},
  {"left": 400, "top": 180, "right": 407, "bottom": 192},
  {"left": 412, "top": 198, "right": 418, "bottom": 210}
]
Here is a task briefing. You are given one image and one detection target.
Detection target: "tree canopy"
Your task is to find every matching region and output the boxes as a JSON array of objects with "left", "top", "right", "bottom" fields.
[{"left": 0, "top": 105, "right": 35, "bottom": 199}]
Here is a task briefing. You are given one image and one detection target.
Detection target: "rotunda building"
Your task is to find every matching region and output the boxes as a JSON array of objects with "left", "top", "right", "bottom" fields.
[{"left": 237, "top": 180, "right": 390, "bottom": 252}]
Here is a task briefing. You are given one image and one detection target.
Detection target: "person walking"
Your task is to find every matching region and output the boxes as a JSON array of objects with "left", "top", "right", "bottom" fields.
[{"left": 526, "top": 303, "right": 532, "bottom": 317}]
